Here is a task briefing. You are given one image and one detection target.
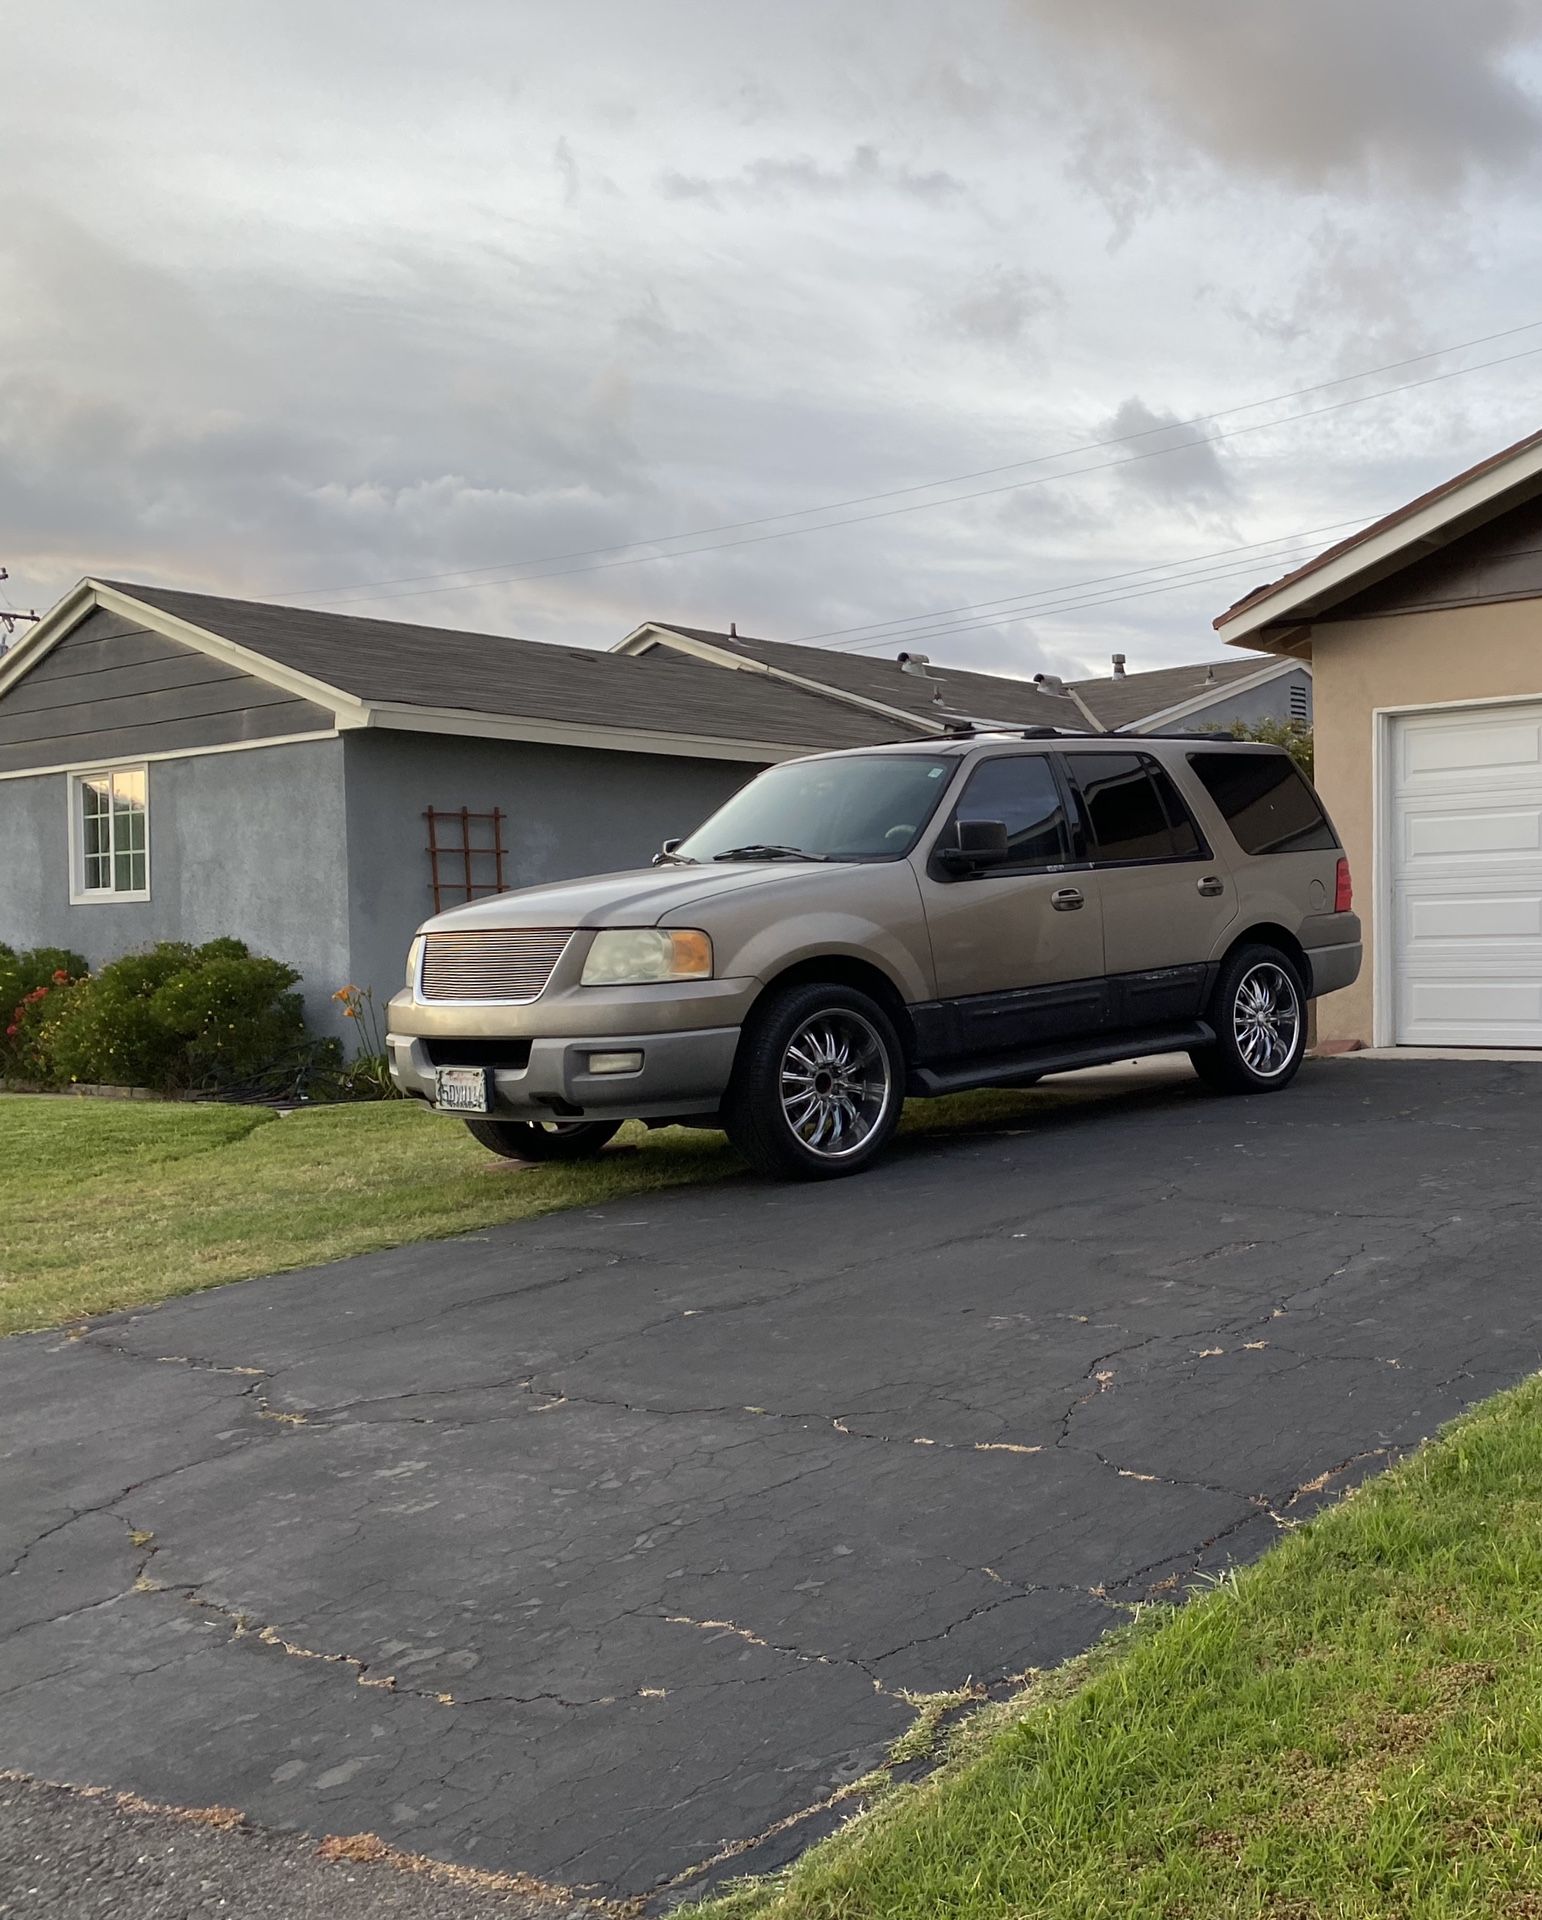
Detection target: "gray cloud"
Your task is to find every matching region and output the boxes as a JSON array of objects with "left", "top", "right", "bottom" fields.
[
  {"left": 1022, "top": 0, "right": 1542, "bottom": 197},
  {"left": 659, "top": 144, "right": 966, "bottom": 207},
  {"left": 937, "top": 265, "right": 1062, "bottom": 346},
  {"left": 2, "top": 0, "right": 1540, "bottom": 687},
  {"left": 1098, "top": 400, "right": 1236, "bottom": 510},
  {"left": 553, "top": 137, "right": 581, "bottom": 208}
]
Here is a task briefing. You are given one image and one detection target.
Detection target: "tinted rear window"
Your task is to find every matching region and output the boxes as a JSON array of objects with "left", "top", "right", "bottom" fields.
[
  {"left": 1064, "top": 752, "right": 1201, "bottom": 863},
  {"left": 1187, "top": 751, "right": 1336, "bottom": 854}
]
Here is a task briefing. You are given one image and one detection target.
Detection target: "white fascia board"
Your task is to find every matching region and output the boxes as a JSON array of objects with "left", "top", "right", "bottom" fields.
[
  {"left": 357, "top": 700, "right": 824, "bottom": 763},
  {"left": 1218, "top": 438, "right": 1542, "bottom": 645},
  {"left": 622, "top": 624, "right": 941, "bottom": 736},
  {"left": 1065, "top": 686, "right": 1107, "bottom": 732},
  {"left": 610, "top": 624, "right": 672, "bottom": 655},
  {"left": 0, "top": 579, "right": 97, "bottom": 700},
  {"left": 1126, "top": 658, "right": 1300, "bottom": 733},
  {"left": 0, "top": 579, "right": 366, "bottom": 724},
  {"left": 0, "top": 730, "right": 340, "bottom": 782},
  {"left": 90, "top": 583, "right": 366, "bottom": 718}
]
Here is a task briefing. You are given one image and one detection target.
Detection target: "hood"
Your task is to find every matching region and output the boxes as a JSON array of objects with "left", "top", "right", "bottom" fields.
[{"left": 419, "top": 860, "right": 847, "bottom": 933}]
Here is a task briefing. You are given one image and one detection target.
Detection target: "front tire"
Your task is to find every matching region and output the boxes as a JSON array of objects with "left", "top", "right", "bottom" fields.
[
  {"left": 464, "top": 1117, "right": 621, "bottom": 1161},
  {"left": 1189, "top": 944, "right": 1307, "bottom": 1094},
  {"left": 723, "top": 983, "right": 905, "bottom": 1181}
]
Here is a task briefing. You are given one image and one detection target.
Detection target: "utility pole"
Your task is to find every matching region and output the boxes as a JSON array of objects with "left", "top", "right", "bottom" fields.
[{"left": 0, "top": 569, "right": 40, "bottom": 654}]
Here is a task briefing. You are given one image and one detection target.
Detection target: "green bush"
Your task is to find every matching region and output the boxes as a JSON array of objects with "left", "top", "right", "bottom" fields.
[
  {"left": 0, "top": 949, "right": 89, "bottom": 1085},
  {"left": 149, "top": 954, "right": 305, "bottom": 1088},
  {"left": 0, "top": 945, "right": 89, "bottom": 1023},
  {"left": 45, "top": 946, "right": 195, "bottom": 1090},
  {"left": 3, "top": 939, "right": 311, "bottom": 1095}
]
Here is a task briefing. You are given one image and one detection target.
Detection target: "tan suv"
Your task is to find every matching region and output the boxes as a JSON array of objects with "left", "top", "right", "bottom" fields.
[{"left": 387, "top": 732, "right": 1361, "bottom": 1180}]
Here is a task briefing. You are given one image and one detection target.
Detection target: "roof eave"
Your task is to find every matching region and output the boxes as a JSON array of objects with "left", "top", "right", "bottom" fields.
[
  {"left": 356, "top": 700, "right": 848, "bottom": 762},
  {"left": 1215, "top": 430, "right": 1542, "bottom": 646}
]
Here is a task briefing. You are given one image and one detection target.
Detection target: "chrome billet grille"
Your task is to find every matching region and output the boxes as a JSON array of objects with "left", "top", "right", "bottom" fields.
[{"left": 420, "top": 929, "right": 573, "bottom": 1003}]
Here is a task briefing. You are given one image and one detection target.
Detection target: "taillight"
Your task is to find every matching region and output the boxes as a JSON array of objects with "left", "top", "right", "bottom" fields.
[{"left": 1334, "top": 856, "right": 1353, "bottom": 914}]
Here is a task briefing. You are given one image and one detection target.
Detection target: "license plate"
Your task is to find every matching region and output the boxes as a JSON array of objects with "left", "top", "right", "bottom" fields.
[{"left": 434, "top": 1066, "right": 491, "bottom": 1113}]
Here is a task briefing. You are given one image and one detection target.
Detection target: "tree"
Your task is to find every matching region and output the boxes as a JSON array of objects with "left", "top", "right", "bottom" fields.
[{"left": 1225, "top": 715, "right": 1313, "bottom": 777}]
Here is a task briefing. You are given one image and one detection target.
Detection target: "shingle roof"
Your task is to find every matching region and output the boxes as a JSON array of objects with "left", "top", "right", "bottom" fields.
[
  {"left": 645, "top": 622, "right": 1277, "bottom": 732},
  {"left": 1067, "top": 655, "right": 1275, "bottom": 730},
  {"left": 647, "top": 624, "right": 1089, "bottom": 729},
  {"left": 99, "top": 584, "right": 915, "bottom": 752}
]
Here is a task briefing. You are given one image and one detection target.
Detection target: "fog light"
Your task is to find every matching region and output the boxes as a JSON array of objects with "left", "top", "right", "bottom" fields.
[{"left": 588, "top": 1050, "right": 644, "bottom": 1075}]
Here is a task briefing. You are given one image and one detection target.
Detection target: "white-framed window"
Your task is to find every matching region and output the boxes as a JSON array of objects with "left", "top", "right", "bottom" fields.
[{"left": 68, "top": 764, "right": 150, "bottom": 903}]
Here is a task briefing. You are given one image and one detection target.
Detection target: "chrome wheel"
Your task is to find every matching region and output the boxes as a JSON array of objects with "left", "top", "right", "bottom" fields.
[
  {"left": 779, "top": 1008, "right": 894, "bottom": 1160},
  {"left": 1232, "top": 961, "right": 1301, "bottom": 1079}
]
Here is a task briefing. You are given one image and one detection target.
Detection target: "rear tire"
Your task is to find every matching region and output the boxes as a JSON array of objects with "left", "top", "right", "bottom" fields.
[
  {"left": 464, "top": 1118, "right": 621, "bottom": 1161},
  {"left": 1189, "top": 944, "right": 1307, "bottom": 1094},
  {"left": 723, "top": 982, "right": 905, "bottom": 1181}
]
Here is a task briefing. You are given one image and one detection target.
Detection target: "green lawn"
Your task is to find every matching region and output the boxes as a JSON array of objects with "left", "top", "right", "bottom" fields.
[
  {"left": 0, "top": 1084, "right": 1082, "bottom": 1335},
  {"left": 702, "top": 1379, "right": 1542, "bottom": 1920}
]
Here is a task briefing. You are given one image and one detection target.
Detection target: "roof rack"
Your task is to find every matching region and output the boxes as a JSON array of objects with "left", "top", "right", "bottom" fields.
[
  {"left": 1121, "top": 729, "right": 1274, "bottom": 743},
  {"left": 937, "top": 718, "right": 1097, "bottom": 739}
]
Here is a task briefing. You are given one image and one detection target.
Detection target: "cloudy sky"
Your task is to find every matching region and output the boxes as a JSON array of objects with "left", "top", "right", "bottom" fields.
[{"left": 5, "top": 0, "right": 1542, "bottom": 681}]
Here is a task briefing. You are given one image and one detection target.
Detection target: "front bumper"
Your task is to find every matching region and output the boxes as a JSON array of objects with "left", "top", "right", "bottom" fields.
[{"left": 387, "top": 1026, "right": 742, "bottom": 1122}]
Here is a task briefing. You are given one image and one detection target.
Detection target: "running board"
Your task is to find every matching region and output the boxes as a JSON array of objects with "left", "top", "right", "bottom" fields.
[{"left": 908, "top": 1023, "right": 1215, "bottom": 1099}]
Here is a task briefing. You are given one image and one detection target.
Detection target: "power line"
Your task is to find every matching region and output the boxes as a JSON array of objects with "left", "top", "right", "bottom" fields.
[
  {"left": 801, "top": 515, "right": 1375, "bottom": 649},
  {"left": 284, "top": 311, "right": 1542, "bottom": 602},
  {"left": 294, "top": 337, "right": 1542, "bottom": 610},
  {"left": 834, "top": 546, "right": 1336, "bottom": 655}
]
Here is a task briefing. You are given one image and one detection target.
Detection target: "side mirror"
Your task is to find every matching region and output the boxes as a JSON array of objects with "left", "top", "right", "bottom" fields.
[
  {"left": 938, "top": 818, "right": 1010, "bottom": 874},
  {"left": 651, "top": 837, "right": 683, "bottom": 867}
]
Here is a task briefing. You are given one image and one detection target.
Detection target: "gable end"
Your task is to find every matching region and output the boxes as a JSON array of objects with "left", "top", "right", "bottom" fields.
[{"left": 0, "top": 607, "right": 335, "bottom": 774}]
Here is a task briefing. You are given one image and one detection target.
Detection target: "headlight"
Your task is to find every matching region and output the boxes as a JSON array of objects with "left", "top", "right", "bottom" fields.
[
  {"left": 581, "top": 928, "right": 713, "bottom": 986},
  {"left": 405, "top": 935, "right": 425, "bottom": 990}
]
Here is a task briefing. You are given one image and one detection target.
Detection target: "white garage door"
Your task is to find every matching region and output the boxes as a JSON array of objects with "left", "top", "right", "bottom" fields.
[{"left": 1389, "top": 702, "right": 1542, "bottom": 1046}]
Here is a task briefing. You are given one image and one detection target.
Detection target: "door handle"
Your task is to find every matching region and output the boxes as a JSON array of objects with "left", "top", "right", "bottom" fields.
[
  {"left": 1197, "top": 875, "right": 1225, "bottom": 897},
  {"left": 1051, "top": 886, "right": 1085, "bottom": 911}
]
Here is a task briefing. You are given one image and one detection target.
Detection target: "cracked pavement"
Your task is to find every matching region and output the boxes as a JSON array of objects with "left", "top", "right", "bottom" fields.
[{"left": 3, "top": 1058, "right": 1541, "bottom": 1911}]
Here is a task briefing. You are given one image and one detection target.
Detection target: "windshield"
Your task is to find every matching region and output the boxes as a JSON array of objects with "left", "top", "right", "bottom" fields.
[{"left": 675, "top": 754, "right": 957, "bottom": 863}]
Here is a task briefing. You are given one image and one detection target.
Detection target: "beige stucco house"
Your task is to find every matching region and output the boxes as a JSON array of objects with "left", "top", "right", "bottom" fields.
[{"left": 1217, "top": 429, "right": 1542, "bottom": 1051}]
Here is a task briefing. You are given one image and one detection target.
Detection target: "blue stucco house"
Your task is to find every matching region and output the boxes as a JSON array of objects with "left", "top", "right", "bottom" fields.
[{"left": 0, "top": 578, "right": 1308, "bottom": 1036}]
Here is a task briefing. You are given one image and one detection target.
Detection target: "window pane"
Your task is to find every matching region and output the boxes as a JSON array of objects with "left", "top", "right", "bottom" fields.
[
  {"left": 79, "top": 777, "right": 111, "bottom": 890},
  {"left": 950, "top": 754, "right": 1068, "bottom": 868},
  {"left": 1145, "top": 763, "right": 1201, "bottom": 858},
  {"left": 675, "top": 754, "right": 955, "bottom": 861},
  {"left": 127, "top": 850, "right": 147, "bottom": 891},
  {"left": 1066, "top": 753, "right": 1183, "bottom": 863},
  {"left": 1187, "top": 751, "right": 1335, "bottom": 855},
  {"left": 114, "top": 848, "right": 134, "bottom": 891}
]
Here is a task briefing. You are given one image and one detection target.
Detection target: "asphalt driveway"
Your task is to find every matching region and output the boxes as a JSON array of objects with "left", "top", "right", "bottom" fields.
[{"left": 4, "top": 1059, "right": 1541, "bottom": 1911}]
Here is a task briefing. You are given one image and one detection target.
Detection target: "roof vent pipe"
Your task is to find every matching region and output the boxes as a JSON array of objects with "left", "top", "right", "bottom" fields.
[
  {"left": 897, "top": 651, "right": 937, "bottom": 677},
  {"left": 1111, "top": 653, "right": 1126, "bottom": 678},
  {"left": 1033, "top": 672, "right": 1069, "bottom": 696}
]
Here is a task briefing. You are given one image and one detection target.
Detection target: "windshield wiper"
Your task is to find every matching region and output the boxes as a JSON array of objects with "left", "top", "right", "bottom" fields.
[{"left": 711, "top": 843, "right": 829, "bottom": 863}]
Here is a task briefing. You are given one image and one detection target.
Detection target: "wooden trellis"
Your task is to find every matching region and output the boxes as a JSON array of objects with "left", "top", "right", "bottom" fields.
[{"left": 424, "top": 807, "right": 508, "bottom": 912}]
